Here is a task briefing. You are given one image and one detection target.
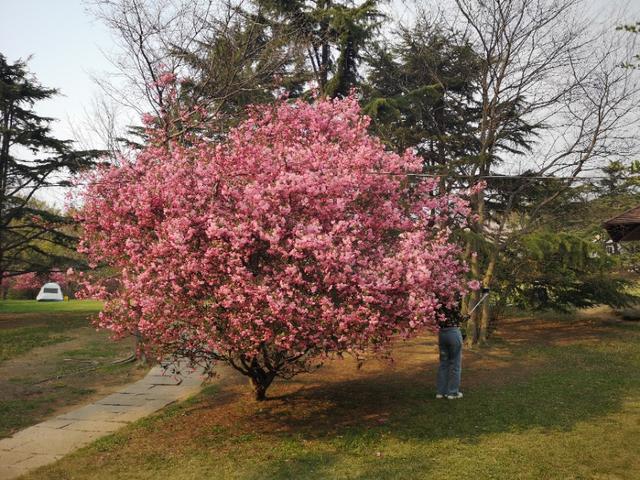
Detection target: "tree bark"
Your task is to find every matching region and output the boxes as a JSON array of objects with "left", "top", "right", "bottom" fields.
[
  {"left": 478, "top": 298, "right": 491, "bottom": 343},
  {"left": 134, "top": 330, "right": 148, "bottom": 366},
  {"left": 465, "top": 288, "right": 480, "bottom": 346},
  {"left": 478, "top": 253, "right": 497, "bottom": 343},
  {"left": 250, "top": 370, "right": 275, "bottom": 401}
]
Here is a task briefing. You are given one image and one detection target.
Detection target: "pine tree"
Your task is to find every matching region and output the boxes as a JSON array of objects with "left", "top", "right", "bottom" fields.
[
  {"left": 174, "top": 6, "right": 308, "bottom": 133},
  {"left": 362, "top": 23, "right": 481, "bottom": 176},
  {"left": 254, "top": 0, "right": 381, "bottom": 98},
  {"left": 0, "top": 54, "right": 101, "bottom": 282}
]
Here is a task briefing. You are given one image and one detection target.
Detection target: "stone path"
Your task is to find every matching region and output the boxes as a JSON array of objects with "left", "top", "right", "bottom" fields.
[{"left": 0, "top": 362, "right": 204, "bottom": 480}]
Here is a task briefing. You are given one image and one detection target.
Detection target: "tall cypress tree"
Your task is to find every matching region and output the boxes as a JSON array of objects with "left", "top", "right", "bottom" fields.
[{"left": 0, "top": 54, "right": 101, "bottom": 282}]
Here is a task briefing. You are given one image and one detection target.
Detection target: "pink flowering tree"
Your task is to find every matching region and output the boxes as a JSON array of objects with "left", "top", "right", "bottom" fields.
[
  {"left": 1, "top": 272, "right": 40, "bottom": 299},
  {"left": 49, "top": 271, "right": 70, "bottom": 290},
  {"left": 1, "top": 271, "right": 71, "bottom": 299},
  {"left": 77, "top": 96, "right": 473, "bottom": 400},
  {"left": 13, "top": 272, "right": 41, "bottom": 290}
]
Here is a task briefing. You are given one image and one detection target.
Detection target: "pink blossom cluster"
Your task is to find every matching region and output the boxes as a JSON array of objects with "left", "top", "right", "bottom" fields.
[
  {"left": 9, "top": 272, "right": 41, "bottom": 291},
  {"left": 77, "top": 96, "right": 472, "bottom": 370}
]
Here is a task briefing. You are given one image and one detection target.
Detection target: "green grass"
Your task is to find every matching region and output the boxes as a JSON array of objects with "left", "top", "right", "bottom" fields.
[
  {"left": 62, "top": 339, "right": 125, "bottom": 359},
  {"left": 0, "top": 386, "right": 96, "bottom": 436},
  {"left": 0, "top": 299, "right": 142, "bottom": 438},
  {"left": 24, "top": 319, "right": 640, "bottom": 480},
  {"left": 0, "top": 327, "right": 73, "bottom": 362},
  {"left": 0, "top": 299, "right": 103, "bottom": 314},
  {"left": 610, "top": 282, "right": 640, "bottom": 320},
  {"left": 0, "top": 301, "right": 103, "bottom": 362},
  {"left": 0, "top": 361, "right": 138, "bottom": 438}
]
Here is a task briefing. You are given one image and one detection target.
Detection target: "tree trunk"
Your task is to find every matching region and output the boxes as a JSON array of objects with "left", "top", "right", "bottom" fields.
[
  {"left": 465, "top": 290, "right": 480, "bottom": 346},
  {"left": 465, "top": 235, "right": 482, "bottom": 346},
  {"left": 250, "top": 370, "right": 275, "bottom": 401},
  {"left": 0, "top": 113, "right": 10, "bottom": 280},
  {"left": 478, "top": 299, "right": 491, "bottom": 343},
  {"left": 318, "top": 0, "right": 331, "bottom": 95},
  {"left": 251, "top": 378, "right": 268, "bottom": 401},
  {"left": 134, "top": 331, "right": 148, "bottom": 366},
  {"left": 477, "top": 253, "right": 497, "bottom": 343}
]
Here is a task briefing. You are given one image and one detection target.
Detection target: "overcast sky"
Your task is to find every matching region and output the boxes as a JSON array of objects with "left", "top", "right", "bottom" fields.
[{"left": 1, "top": 0, "right": 639, "bottom": 205}]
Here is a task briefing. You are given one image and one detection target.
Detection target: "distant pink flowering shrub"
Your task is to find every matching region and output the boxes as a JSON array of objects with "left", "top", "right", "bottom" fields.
[
  {"left": 1, "top": 271, "right": 69, "bottom": 299},
  {"left": 77, "top": 96, "right": 472, "bottom": 400},
  {"left": 11, "top": 272, "right": 41, "bottom": 291}
]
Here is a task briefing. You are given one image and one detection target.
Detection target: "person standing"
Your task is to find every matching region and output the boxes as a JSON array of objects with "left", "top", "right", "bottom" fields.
[{"left": 435, "top": 302, "right": 464, "bottom": 399}]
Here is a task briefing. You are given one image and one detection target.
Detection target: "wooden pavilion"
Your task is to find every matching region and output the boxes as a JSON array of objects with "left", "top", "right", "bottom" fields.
[{"left": 603, "top": 205, "right": 640, "bottom": 243}]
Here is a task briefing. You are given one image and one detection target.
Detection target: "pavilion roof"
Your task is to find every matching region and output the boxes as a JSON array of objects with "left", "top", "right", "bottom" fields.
[{"left": 603, "top": 205, "right": 640, "bottom": 242}]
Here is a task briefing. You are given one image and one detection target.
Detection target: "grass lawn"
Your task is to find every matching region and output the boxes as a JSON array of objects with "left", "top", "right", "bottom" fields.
[
  {"left": 0, "top": 301, "right": 104, "bottom": 362},
  {"left": 0, "top": 300, "right": 104, "bottom": 314},
  {"left": 0, "top": 300, "right": 147, "bottom": 438},
  {"left": 22, "top": 309, "right": 640, "bottom": 480}
]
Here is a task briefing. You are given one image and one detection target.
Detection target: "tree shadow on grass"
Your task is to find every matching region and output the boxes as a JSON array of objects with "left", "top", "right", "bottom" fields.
[
  {"left": 235, "top": 324, "right": 640, "bottom": 470},
  {"left": 237, "top": 333, "right": 640, "bottom": 479},
  {"left": 24, "top": 323, "right": 640, "bottom": 480},
  {"left": 68, "top": 320, "right": 640, "bottom": 480}
]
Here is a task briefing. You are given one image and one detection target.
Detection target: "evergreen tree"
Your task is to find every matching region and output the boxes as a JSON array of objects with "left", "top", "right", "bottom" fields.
[
  {"left": 363, "top": 23, "right": 481, "bottom": 176},
  {"left": 254, "top": 0, "right": 382, "bottom": 98},
  {"left": 597, "top": 160, "right": 640, "bottom": 197},
  {"left": 174, "top": 6, "right": 309, "bottom": 133},
  {"left": 0, "top": 54, "right": 100, "bottom": 282},
  {"left": 362, "top": 18, "right": 640, "bottom": 333},
  {"left": 499, "top": 230, "right": 635, "bottom": 312}
]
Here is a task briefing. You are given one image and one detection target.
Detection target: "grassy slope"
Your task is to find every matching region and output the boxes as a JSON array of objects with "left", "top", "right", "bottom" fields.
[
  {"left": 24, "top": 314, "right": 640, "bottom": 480},
  {"left": 0, "top": 300, "right": 143, "bottom": 438},
  {"left": 0, "top": 301, "right": 103, "bottom": 362}
]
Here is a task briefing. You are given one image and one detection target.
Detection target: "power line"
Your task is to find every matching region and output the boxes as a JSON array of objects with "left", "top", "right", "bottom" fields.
[
  {"left": 32, "top": 172, "right": 634, "bottom": 188},
  {"left": 382, "top": 173, "right": 620, "bottom": 181}
]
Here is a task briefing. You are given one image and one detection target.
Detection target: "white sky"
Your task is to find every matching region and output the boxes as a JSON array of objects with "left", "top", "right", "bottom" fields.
[{"left": 1, "top": 0, "right": 639, "bottom": 206}]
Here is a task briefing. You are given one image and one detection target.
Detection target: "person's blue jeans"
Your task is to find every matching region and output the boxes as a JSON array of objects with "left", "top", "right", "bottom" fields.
[{"left": 437, "top": 327, "right": 463, "bottom": 396}]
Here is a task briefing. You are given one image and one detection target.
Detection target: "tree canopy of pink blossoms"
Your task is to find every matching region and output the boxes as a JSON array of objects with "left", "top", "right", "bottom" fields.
[{"left": 77, "top": 96, "right": 472, "bottom": 400}]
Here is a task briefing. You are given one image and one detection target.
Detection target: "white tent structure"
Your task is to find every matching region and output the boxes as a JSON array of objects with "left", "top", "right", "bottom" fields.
[{"left": 36, "top": 282, "right": 64, "bottom": 302}]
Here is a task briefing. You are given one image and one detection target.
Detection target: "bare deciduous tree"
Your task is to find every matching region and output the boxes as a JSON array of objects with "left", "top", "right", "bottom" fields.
[
  {"left": 89, "top": 0, "right": 215, "bottom": 114},
  {"left": 444, "top": 0, "right": 640, "bottom": 343},
  {"left": 85, "top": 0, "right": 309, "bottom": 148}
]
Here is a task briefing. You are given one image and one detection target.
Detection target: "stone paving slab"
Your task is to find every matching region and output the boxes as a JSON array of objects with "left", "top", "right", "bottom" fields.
[
  {"left": 140, "top": 375, "right": 183, "bottom": 386},
  {"left": 8, "top": 454, "right": 62, "bottom": 472},
  {"left": 29, "top": 419, "right": 74, "bottom": 430},
  {"left": 0, "top": 437, "right": 32, "bottom": 453},
  {"left": 145, "top": 384, "right": 191, "bottom": 398},
  {"left": 96, "top": 393, "right": 150, "bottom": 406},
  {"left": 60, "top": 420, "right": 128, "bottom": 433},
  {"left": 0, "top": 362, "right": 204, "bottom": 480},
  {"left": 0, "top": 450, "right": 33, "bottom": 464},
  {"left": 9, "top": 429, "right": 104, "bottom": 456},
  {"left": 0, "top": 467, "right": 20, "bottom": 480},
  {"left": 56, "top": 404, "right": 130, "bottom": 421},
  {"left": 117, "top": 383, "right": 156, "bottom": 395}
]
